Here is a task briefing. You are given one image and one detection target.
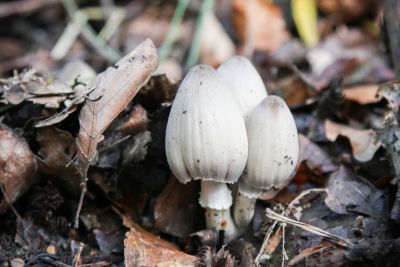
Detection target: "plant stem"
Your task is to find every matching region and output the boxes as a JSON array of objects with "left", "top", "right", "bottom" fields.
[
  {"left": 185, "top": 0, "right": 214, "bottom": 68},
  {"left": 159, "top": 0, "right": 190, "bottom": 62}
]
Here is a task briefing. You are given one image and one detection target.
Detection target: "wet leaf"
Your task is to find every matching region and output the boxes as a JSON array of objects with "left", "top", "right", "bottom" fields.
[{"left": 117, "top": 104, "right": 149, "bottom": 136}]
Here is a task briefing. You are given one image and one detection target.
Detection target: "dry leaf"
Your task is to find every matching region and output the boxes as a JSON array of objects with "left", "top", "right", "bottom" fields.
[
  {"left": 324, "top": 166, "right": 387, "bottom": 217},
  {"left": 287, "top": 242, "right": 334, "bottom": 266},
  {"left": 36, "top": 127, "right": 81, "bottom": 196},
  {"left": 117, "top": 104, "right": 149, "bottom": 136},
  {"left": 233, "top": 0, "right": 290, "bottom": 55},
  {"left": 76, "top": 39, "right": 158, "bottom": 164},
  {"left": 342, "top": 84, "right": 380, "bottom": 104},
  {"left": 324, "top": 120, "right": 381, "bottom": 162},
  {"left": 298, "top": 134, "right": 338, "bottom": 173},
  {"left": 0, "top": 124, "right": 37, "bottom": 212},
  {"left": 200, "top": 12, "right": 235, "bottom": 66},
  {"left": 124, "top": 224, "right": 197, "bottom": 267},
  {"left": 154, "top": 177, "right": 203, "bottom": 238}
]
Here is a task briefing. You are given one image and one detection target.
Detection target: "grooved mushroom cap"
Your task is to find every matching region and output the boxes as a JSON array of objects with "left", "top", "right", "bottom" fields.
[
  {"left": 165, "top": 64, "right": 248, "bottom": 184},
  {"left": 242, "top": 95, "right": 299, "bottom": 190},
  {"left": 217, "top": 56, "right": 268, "bottom": 118}
]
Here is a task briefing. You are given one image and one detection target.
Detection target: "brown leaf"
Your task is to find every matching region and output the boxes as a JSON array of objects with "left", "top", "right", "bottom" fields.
[
  {"left": 36, "top": 127, "right": 81, "bottom": 196},
  {"left": 233, "top": 0, "right": 290, "bottom": 55},
  {"left": 154, "top": 177, "right": 203, "bottom": 238},
  {"left": 117, "top": 104, "right": 149, "bottom": 136},
  {"left": 342, "top": 84, "right": 381, "bottom": 104},
  {"left": 76, "top": 39, "right": 158, "bottom": 164},
  {"left": 324, "top": 120, "right": 381, "bottom": 162},
  {"left": 0, "top": 123, "right": 37, "bottom": 212},
  {"left": 124, "top": 224, "right": 197, "bottom": 267},
  {"left": 287, "top": 242, "right": 334, "bottom": 266}
]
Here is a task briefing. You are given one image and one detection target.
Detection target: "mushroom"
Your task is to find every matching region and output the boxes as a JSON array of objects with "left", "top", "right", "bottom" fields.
[
  {"left": 165, "top": 64, "right": 248, "bottom": 241},
  {"left": 217, "top": 56, "right": 268, "bottom": 119},
  {"left": 233, "top": 95, "right": 299, "bottom": 232}
]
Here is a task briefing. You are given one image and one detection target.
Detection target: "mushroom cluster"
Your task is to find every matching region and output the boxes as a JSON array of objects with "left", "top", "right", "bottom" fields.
[{"left": 165, "top": 56, "right": 299, "bottom": 242}]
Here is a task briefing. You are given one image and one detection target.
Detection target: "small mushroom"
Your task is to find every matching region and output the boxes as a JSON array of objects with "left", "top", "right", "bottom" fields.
[
  {"left": 165, "top": 64, "right": 248, "bottom": 241},
  {"left": 217, "top": 56, "right": 268, "bottom": 119},
  {"left": 233, "top": 95, "right": 299, "bottom": 232}
]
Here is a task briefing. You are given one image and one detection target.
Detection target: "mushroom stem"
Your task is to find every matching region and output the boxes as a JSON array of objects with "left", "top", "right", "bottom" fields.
[
  {"left": 199, "top": 180, "right": 238, "bottom": 241},
  {"left": 233, "top": 182, "right": 263, "bottom": 234}
]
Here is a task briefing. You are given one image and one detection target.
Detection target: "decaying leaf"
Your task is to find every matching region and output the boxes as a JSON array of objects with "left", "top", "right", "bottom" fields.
[
  {"left": 76, "top": 39, "right": 158, "bottom": 164},
  {"left": 154, "top": 177, "right": 203, "bottom": 238},
  {"left": 36, "top": 127, "right": 81, "bottom": 196},
  {"left": 324, "top": 119, "right": 381, "bottom": 162},
  {"left": 200, "top": 12, "right": 235, "bottom": 66},
  {"left": 324, "top": 166, "right": 387, "bottom": 217},
  {"left": 233, "top": 0, "right": 290, "bottom": 55},
  {"left": 124, "top": 224, "right": 197, "bottom": 267},
  {"left": 0, "top": 124, "right": 37, "bottom": 212}
]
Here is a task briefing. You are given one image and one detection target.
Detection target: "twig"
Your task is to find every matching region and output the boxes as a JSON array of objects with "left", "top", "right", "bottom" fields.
[
  {"left": 74, "top": 160, "right": 89, "bottom": 229},
  {"left": 61, "top": 0, "right": 120, "bottom": 62},
  {"left": 186, "top": 0, "right": 214, "bottom": 68},
  {"left": 265, "top": 208, "right": 353, "bottom": 248},
  {"left": 159, "top": 0, "right": 190, "bottom": 62},
  {"left": 255, "top": 188, "right": 327, "bottom": 265},
  {"left": 73, "top": 242, "right": 84, "bottom": 267}
]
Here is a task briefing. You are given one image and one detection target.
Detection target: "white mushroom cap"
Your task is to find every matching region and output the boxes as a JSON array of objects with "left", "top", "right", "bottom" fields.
[
  {"left": 242, "top": 95, "right": 299, "bottom": 192},
  {"left": 217, "top": 56, "right": 268, "bottom": 118},
  {"left": 165, "top": 64, "right": 248, "bottom": 184}
]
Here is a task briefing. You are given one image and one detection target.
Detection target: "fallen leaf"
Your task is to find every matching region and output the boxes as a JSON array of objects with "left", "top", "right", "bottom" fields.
[
  {"left": 324, "top": 166, "right": 388, "bottom": 217},
  {"left": 0, "top": 123, "right": 37, "bottom": 212},
  {"left": 233, "top": 0, "right": 290, "bottom": 55},
  {"left": 76, "top": 39, "right": 158, "bottom": 165},
  {"left": 342, "top": 84, "right": 380, "bottom": 104},
  {"left": 124, "top": 224, "right": 197, "bottom": 267},
  {"left": 36, "top": 127, "right": 81, "bottom": 196},
  {"left": 287, "top": 242, "right": 334, "bottom": 266},
  {"left": 200, "top": 12, "right": 235, "bottom": 67},
  {"left": 298, "top": 134, "right": 338, "bottom": 173},
  {"left": 154, "top": 177, "right": 203, "bottom": 238},
  {"left": 117, "top": 104, "right": 149, "bottom": 136},
  {"left": 324, "top": 120, "right": 381, "bottom": 162}
]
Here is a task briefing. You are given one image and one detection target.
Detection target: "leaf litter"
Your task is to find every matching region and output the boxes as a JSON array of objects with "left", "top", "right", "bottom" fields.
[{"left": 0, "top": 1, "right": 400, "bottom": 266}]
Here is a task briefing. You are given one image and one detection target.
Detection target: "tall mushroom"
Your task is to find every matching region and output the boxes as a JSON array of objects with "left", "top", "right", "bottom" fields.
[
  {"left": 165, "top": 64, "right": 248, "bottom": 241},
  {"left": 217, "top": 56, "right": 267, "bottom": 119},
  {"left": 234, "top": 95, "right": 299, "bottom": 233}
]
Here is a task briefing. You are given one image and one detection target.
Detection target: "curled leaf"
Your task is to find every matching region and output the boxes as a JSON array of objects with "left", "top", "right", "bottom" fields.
[{"left": 76, "top": 39, "right": 158, "bottom": 163}]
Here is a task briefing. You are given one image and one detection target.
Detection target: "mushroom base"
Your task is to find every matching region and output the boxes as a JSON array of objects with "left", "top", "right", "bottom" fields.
[
  {"left": 204, "top": 207, "right": 237, "bottom": 242},
  {"left": 199, "top": 180, "right": 238, "bottom": 242}
]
